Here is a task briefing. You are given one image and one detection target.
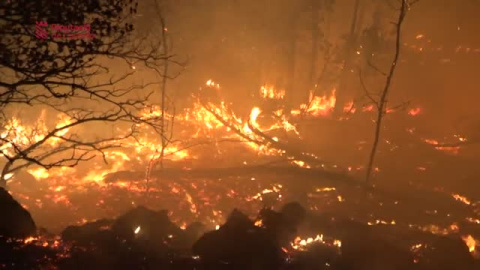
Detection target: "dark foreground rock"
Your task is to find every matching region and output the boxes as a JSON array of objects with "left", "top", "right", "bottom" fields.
[
  {"left": 1, "top": 201, "right": 478, "bottom": 269},
  {"left": 112, "top": 206, "right": 184, "bottom": 243},
  {"left": 0, "top": 188, "right": 54, "bottom": 269},
  {"left": 58, "top": 206, "right": 203, "bottom": 269},
  {"left": 419, "top": 236, "right": 476, "bottom": 270},
  {"left": 193, "top": 209, "right": 284, "bottom": 269},
  {"left": 0, "top": 187, "right": 36, "bottom": 238}
]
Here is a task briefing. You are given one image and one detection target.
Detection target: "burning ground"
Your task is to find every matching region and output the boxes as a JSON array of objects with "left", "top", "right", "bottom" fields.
[
  {"left": 1, "top": 81, "right": 479, "bottom": 269},
  {"left": 1, "top": 0, "right": 480, "bottom": 268}
]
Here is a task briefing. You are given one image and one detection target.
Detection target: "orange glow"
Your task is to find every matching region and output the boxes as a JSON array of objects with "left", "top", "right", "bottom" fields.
[
  {"left": 260, "top": 85, "right": 285, "bottom": 99},
  {"left": 462, "top": 235, "right": 477, "bottom": 253},
  {"left": 367, "top": 219, "right": 396, "bottom": 226},
  {"left": 424, "top": 139, "right": 460, "bottom": 155},
  {"left": 24, "top": 236, "right": 38, "bottom": 244},
  {"left": 298, "top": 89, "right": 337, "bottom": 117},
  {"left": 28, "top": 168, "right": 50, "bottom": 180},
  {"left": 291, "top": 234, "right": 341, "bottom": 251},
  {"left": 206, "top": 79, "right": 220, "bottom": 88},
  {"left": 362, "top": 104, "right": 374, "bottom": 112},
  {"left": 292, "top": 160, "right": 310, "bottom": 168},
  {"left": 408, "top": 107, "right": 422, "bottom": 116},
  {"left": 254, "top": 219, "right": 263, "bottom": 227},
  {"left": 452, "top": 194, "right": 471, "bottom": 205},
  {"left": 343, "top": 101, "right": 356, "bottom": 113},
  {"left": 50, "top": 114, "right": 73, "bottom": 145},
  {"left": 316, "top": 187, "right": 336, "bottom": 192}
]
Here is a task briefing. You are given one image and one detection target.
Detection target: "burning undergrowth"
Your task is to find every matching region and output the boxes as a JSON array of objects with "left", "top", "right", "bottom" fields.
[
  {"left": 1, "top": 80, "right": 479, "bottom": 268},
  {"left": 1, "top": 187, "right": 479, "bottom": 269},
  {"left": 3, "top": 166, "right": 480, "bottom": 268}
]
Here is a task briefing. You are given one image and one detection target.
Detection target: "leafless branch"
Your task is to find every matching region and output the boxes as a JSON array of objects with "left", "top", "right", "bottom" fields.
[{"left": 365, "top": 0, "right": 409, "bottom": 184}]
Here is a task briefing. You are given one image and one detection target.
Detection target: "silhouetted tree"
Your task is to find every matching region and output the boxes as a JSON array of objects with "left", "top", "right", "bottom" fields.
[{"left": 0, "top": 0, "right": 170, "bottom": 187}]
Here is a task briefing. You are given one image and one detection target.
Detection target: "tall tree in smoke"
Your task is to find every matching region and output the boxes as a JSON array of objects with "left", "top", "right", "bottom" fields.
[{"left": 333, "top": 0, "right": 363, "bottom": 116}]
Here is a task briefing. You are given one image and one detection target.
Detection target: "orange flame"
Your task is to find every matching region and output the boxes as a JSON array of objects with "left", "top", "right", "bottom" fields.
[
  {"left": 260, "top": 85, "right": 285, "bottom": 99},
  {"left": 299, "top": 89, "right": 337, "bottom": 117},
  {"left": 462, "top": 235, "right": 477, "bottom": 253}
]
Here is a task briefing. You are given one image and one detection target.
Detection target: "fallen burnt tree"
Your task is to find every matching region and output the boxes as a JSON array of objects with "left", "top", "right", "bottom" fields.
[
  {"left": 187, "top": 98, "right": 369, "bottom": 190},
  {"left": 104, "top": 166, "right": 354, "bottom": 185},
  {"left": 201, "top": 101, "right": 330, "bottom": 168}
]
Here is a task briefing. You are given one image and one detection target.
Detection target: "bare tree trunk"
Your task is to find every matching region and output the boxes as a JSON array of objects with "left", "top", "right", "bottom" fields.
[
  {"left": 334, "top": 0, "right": 361, "bottom": 116},
  {"left": 365, "top": 0, "right": 408, "bottom": 184},
  {"left": 308, "top": 0, "right": 320, "bottom": 99},
  {"left": 285, "top": 24, "right": 297, "bottom": 112},
  {"left": 159, "top": 15, "right": 169, "bottom": 170}
]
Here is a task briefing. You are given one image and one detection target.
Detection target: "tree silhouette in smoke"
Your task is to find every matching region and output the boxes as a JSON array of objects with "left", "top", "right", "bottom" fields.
[{"left": 0, "top": 0, "right": 169, "bottom": 187}]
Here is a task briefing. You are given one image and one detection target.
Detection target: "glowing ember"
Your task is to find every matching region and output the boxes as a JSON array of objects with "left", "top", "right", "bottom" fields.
[
  {"left": 462, "top": 235, "right": 477, "bottom": 253},
  {"left": 409, "top": 223, "right": 460, "bottom": 235},
  {"left": 410, "top": 243, "right": 424, "bottom": 252},
  {"left": 24, "top": 236, "right": 38, "bottom": 244},
  {"left": 367, "top": 219, "right": 396, "bottom": 226},
  {"left": 316, "top": 187, "right": 336, "bottom": 192},
  {"left": 254, "top": 219, "right": 263, "bottom": 227},
  {"left": 424, "top": 139, "right": 460, "bottom": 154},
  {"left": 291, "top": 234, "right": 342, "bottom": 251},
  {"left": 454, "top": 135, "right": 467, "bottom": 142},
  {"left": 466, "top": 217, "right": 480, "bottom": 224},
  {"left": 292, "top": 160, "right": 310, "bottom": 168},
  {"left": 408, "top": 107, "right": 422, "bottom": 116},
  {"left": 206, "top": 79, "right": 220, "bottom": 88},
  {"left": 452, "top": 194, "right": 471, "bottom": 205},
  {"left": 251, "top": 184, "right": 283, "bottom": 201}
]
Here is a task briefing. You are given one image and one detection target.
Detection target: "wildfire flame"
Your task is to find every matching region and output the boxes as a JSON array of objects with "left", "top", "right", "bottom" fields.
[
  {"left": 462, "top": 235, "right": 477, "bottom": 253},
  {"left": 3, "top": 78, "right": 478, "bottom": 252},
  {"left": 298, "top": 90, "right": 336, "bottom": 117},
  {"left": 260, "top": 85, "right": 285, "bottom": 99}
]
